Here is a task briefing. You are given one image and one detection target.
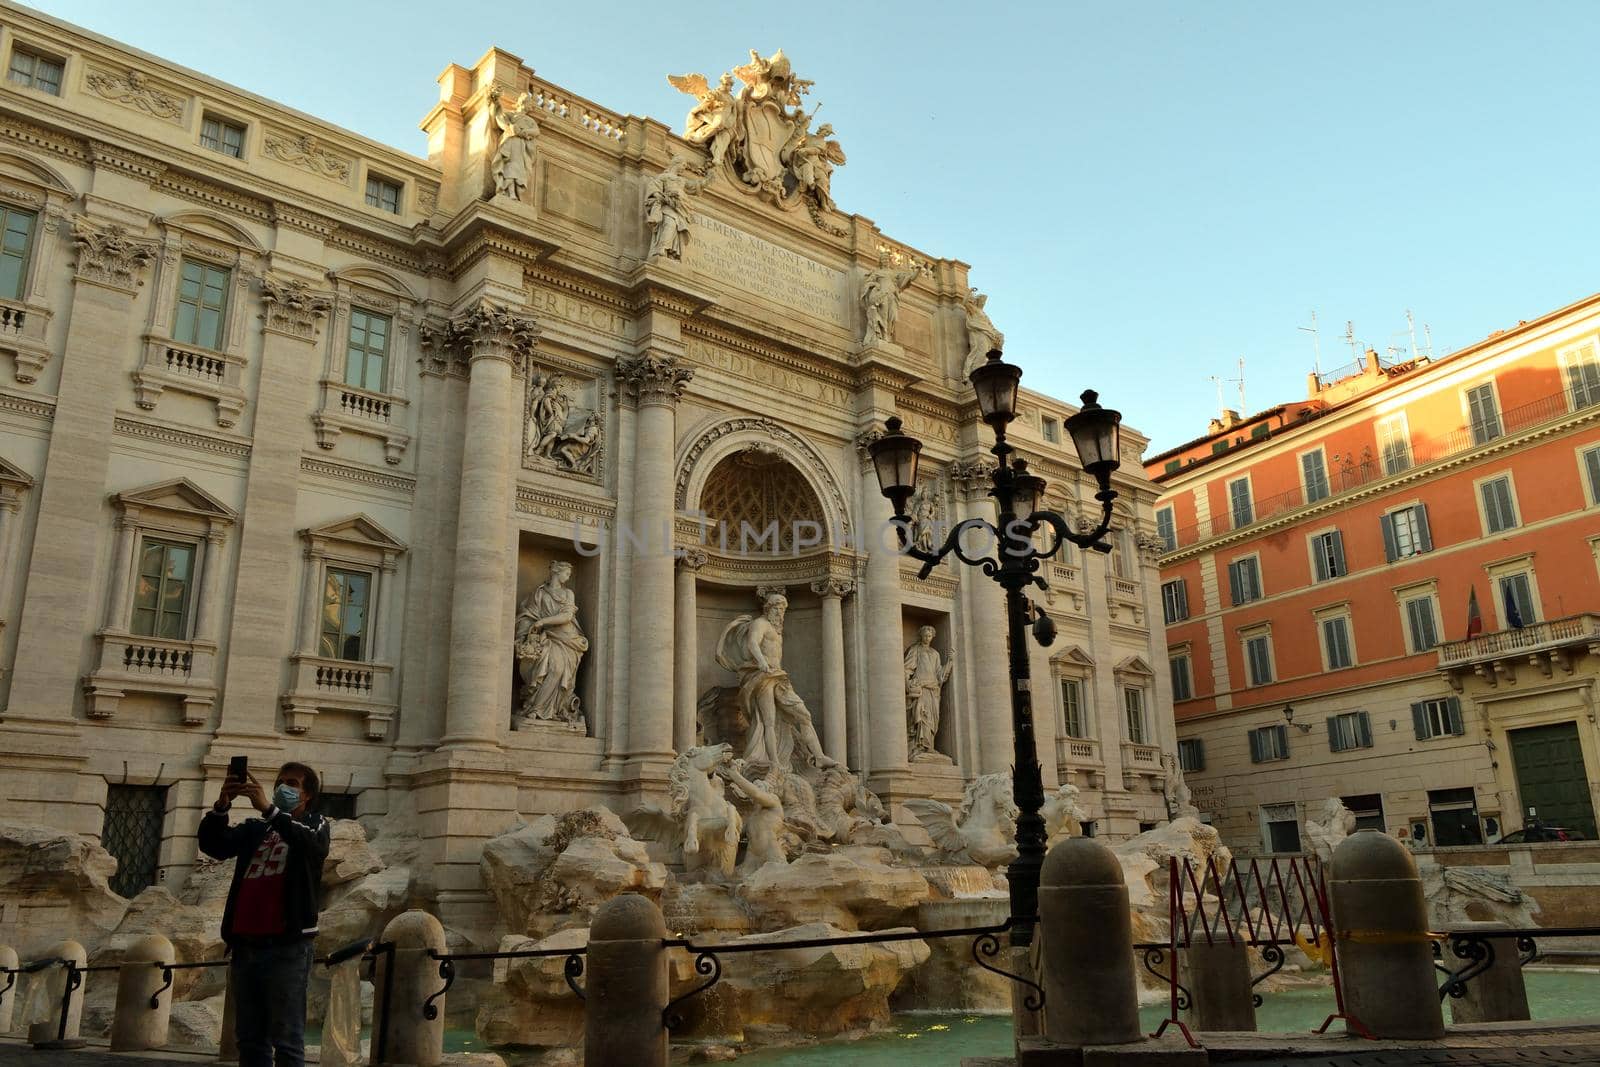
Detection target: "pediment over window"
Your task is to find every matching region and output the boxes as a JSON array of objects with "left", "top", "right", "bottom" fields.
[
  {"left": 1114, "top": 654, "right": 1155, "bottom": 679},
  {"left": 1051, "top": 645, "right": 1094, "bottom": 670},
  {"left": 302, "top": 514, "right": 407, "bottom": 555},
  {"left": 0, "top": 455, "right": 33, "bottom": 493},
  {"left": 113, "top": 477, "right": 236, "bottom": 523},
  {"left": 327, "top": 265, "right": 420, "bottom": 303}
]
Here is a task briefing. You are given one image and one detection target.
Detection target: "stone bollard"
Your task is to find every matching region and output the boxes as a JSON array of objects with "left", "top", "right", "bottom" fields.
[
  {"left": 1444, "top": 921, "right": 1531, "bottom": 1023},
  {"left": 374, "top": 911, "right": 447, "bottom": 1067},
  {"left": 1182, "top": 939, "right": 1257, "bottom": 1031},
  {"left": 585, "top": 893, "right": 669, "bottom": 1067},
  {"left": 0, "top": 945, "right": 17, "bottom": 1034},
  {"left": 111, "top": 934, "right": 175, "bottom": 1051},
  {"left": 1039, "top": 837, "right": 1143, "bottom": 1046},
  {"left": 1330, "top": 830, "right": 1444, "bottom": 1039},
  {"left": 28, "top": 940, "right": 86, "bottom": 1049},
  {"left": 217, "top": 962, "right": 238, "bottom": 1063}
]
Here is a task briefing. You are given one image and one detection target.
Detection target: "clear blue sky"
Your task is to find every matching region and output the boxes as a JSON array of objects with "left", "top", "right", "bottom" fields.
[{"left": 33, "top": 1, "right": 1600, "bottom": 452}]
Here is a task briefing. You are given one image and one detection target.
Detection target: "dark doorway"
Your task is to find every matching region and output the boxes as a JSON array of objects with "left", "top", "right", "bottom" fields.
[
  {"left": 1429, "top": 787, "right": 1483, "bottom": 846},
  {"left": 103, "top": 784, "right": 168, "bottom": 898},
  {"left": 1342, "top": 793, "right": 1386, "bottom": 833},
  {"left": 1510, "top": 722, "right": 1597, "bottom": 839}
]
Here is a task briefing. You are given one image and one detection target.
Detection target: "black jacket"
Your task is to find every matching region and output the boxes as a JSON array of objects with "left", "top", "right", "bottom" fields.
[{"left": 198, "top": 805, "right": 331, "bottom": 945}]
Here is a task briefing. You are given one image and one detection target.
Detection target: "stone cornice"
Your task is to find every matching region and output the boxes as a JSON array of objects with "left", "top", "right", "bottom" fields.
[
  {"left": 113, "top": 416, "right": 251, "bottom": 459},
  {"left": 527, "top": 265, "right": 631, "bottom": 314},
  {"left": 683, "top": 321, "right": 856, "bottom": 393},
  {"left": 271, "top": 204, "right": 337, "bottom": 239},
  {"left": 87, "top": 140, "right": 168, "bottom": 185},
  {"left": 299, "top": 456, "right": 416, "bottom": 494},
  {"left": 515, "top": 484, "right": 615, "bottom": 525},
  {"left": 443, "top": 223, "right": 557, "bottom": 278},
  {"left": 0, "top": 391, "right": 56, "bottom": 421}
]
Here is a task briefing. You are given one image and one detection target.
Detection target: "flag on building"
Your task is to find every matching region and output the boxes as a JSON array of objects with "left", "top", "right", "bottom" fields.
[
  {"left": 1503, "top": 584, "right": 1525, "bottom": 630},
  {"left": 1466, "top": 585, "right": 1483, "bottom": 638}
]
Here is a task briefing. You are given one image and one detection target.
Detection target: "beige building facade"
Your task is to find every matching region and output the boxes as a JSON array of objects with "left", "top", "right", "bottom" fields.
[{"left": 0, "top": 4, "right": 1177, "bottom": 942}]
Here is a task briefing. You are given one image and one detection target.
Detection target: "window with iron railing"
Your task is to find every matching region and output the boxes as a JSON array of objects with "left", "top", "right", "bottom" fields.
[
  {"left": 1467, "top": 383, "right": 1502, "bottom": 445},
  {"left": 1228, "top": 478, "right": 1253, "bottom": 527},
  {"left": 1301, "top": 450, "right": 1330, "bottom": 502}
]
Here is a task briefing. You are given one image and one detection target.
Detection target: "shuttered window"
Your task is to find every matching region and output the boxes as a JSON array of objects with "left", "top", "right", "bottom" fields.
[
  {"left": 1301, "top": 451, "right": 1330, "bottom": 502},
  {"left": 1169, "top": 654, "right": 1193, "bottom": 702},
  {"left": 1377, "top": 414, "right": 1412, "bottom": 474},
  {"left": 1467, "top": 384, "right": 1502, "bottom": 445},
  {"left": 1123, "top": 688, "right": 1148, "bottom": 744},
  {"left": 1480, "top": 476, "right": 1518, "bottom": 533},
  {"left": 1178, "top": 738, "right": 1205, "bottom": 772},
  {"left": 1321, "top": 616, "right": 1354, "bottom": 669},
  {"left": 1381, "top": 505, "right": 1433, "bottom": 561},
  {"left": 1228, "top": 556, "right": 1262, "bottom": 605},
  {"left": 1245, "top": 634, "right": 1273, "bottom": 686},
  {"left": 1161, "top": 579, "right": 1188, "bottom": 624},
  {"left": 1155, "top": 507, "right": 1177, "bottom": 552},
  {"left": 1311, "top": 530, "right": 1346, "bottom": 581},
  {"left": 1228, "top": 478, "right": 1253, "bottom": 527},
  {"left": 1412, "top": 696, "right": 1465, "bottom": 740},
  {"left": 1583, "top": 446, "right": 1600, "bottom": 505},
  {"left": 1248, "top": 724, "right": 1289, "bottom": 763},
  {"left": 1498, "top": 572, "right": 1536, "bottom": 627},
  {"left": 1327, "top": 710, "right": 1372, "bottom": 752},
  {"left": 1404, "top": 596, "right": 1439, "bottom": 653},
  {"left": 1568, "top": 350, "right": 1600, "bottom": 409}
]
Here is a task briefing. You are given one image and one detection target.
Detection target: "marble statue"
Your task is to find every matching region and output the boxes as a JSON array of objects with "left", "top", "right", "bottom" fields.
[
  {"left": 668, "top": 71, "right": 738, "bottom": 167},
  {"left": 783, "top": 122, "right": 845, "bottom": 213},
  {"left": 645, "top": 156, "right": 714, "bottom": 260},
  {"left": 906, "top": 481, "right": 945, "bottom": 555},
  {"left": 1162, "top": 753, "right": 1199, "bottom": 820},
  {"left": 1042, "top": 782, "right": 1089, "bottom": 843},
  {"left": 904, "top": 626, "right": 954, "bottom": 761},
  {"left": 715, "top": 592, "right": 839, "bottom": 773},
  {"left": 488, "top": 86, "right": 540, "bottom": 202},
  {"left": 723, "top": 759, "right": 791, "bottom": 871},
  {"left": 554, "top": 413, "right": 601, "bottom": 471},
  {"left": 514, "top": 561, "right": 588, "bottom": 727},
  {"left": 860, "top": 254, "right": 920, "bottom": 345},
  {"left": 961, "top": 289, "right": 1005, "bottom": 377},
  {"left": 814, "top": 765, "right": 888, "bottom": 844},
  {"left": 629, "top": 744, "right": 744, "bottom": 878},
  {"left": 524, "top": 372, "right": 603, "bottom": 475},
  {"left": 904, "top": 773, "right": 1019, "bottom": 868},
  {"left": 527, "top": 373, "right": 573, "bottom": 460},
  {"left": 1304, "top": 796, "right": 1358, "bottom": 861}
]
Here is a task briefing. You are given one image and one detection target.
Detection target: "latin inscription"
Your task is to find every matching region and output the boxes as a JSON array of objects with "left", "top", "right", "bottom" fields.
[
  {"left": 686, "top": 339, "right": 854, "bottom": 411},
  {"left": 685, "top": 216, "right": 850, "bottom": 328},
  {"left": 528, "top": 287, "right": 631, "bottom": 340}
]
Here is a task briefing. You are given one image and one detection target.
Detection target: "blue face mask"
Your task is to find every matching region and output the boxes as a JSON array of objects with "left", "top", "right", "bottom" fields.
[{"left": 273, "top": 784, "right": 301, "bottom": 812}]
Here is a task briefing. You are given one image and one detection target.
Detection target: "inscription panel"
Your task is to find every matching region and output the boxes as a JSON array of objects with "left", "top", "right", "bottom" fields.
[
  {"left": 542, "top": 161, "right": 611, "bottom": 234},
  {"left": 684, "top": 216, "right": 850, "bottom": 328},
  {"left": 685, "top": 338, "right": 854, "bottom": 412},
  {"left": 529, "top": 287, "right": 631, "bottom": 340}
]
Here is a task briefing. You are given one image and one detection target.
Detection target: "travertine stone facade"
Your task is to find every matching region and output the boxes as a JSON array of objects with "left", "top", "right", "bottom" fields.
[{"left": 0, "top": 6, "right": 1175, "bottom": 942}]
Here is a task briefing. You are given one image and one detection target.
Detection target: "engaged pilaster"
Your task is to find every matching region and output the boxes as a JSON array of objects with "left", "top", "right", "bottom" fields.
[
  {"left": 855, "top": 429, "right": 910, "bottom": 790},
  {"left": 951, "top": 459, "right": 1013, "bottom": 775},
  {"left": 673, "top": 548, "right": 708, "bottom": 752},
  {"left": 810, "top": 575, "right": 855, "bottom": 766}
]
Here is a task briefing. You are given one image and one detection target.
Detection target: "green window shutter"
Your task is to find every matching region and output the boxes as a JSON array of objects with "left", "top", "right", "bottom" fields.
[
  {"left": 1249, "top": 729, "right": 1263, "bottom": 764},
  {"left": 1326, "top": 716, "right": 1340, "bottom": 752},
  {"left": 1380, "top": 514, "right": 1398, "bottom": 563},
  {"left": 1357, "top": 711, "right": 1372, "bottom": 748},
  {"left": 1228, "top": 563, "right": 1243, "bottom": 606},
  {"left": 1176, "top": 581, "right": 1188, "bottom": 618},
  {"left": 1446, "top": 697, "right": 1464, "bottom": 736},
  {"left": 1330, "top": 529, "right": 1346, "bottom": 576},
  {"left": 1411, "top": 702, "right": 1429, "bottom": 740},
  {"left": 1415, "top": 505, "right": 1433, "bottom": 552},
  {"left": 1585, "top": 449, "right": 1600, "bottom": 501}
]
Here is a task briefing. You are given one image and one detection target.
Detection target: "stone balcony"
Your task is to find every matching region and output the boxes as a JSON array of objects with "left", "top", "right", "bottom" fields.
[
  {"left": 311, "top": 378, "right": 411, "bottom": 464},
  {"left": 1437, "top": 613, "right": 1600, "bottom": 688},
  {"left": 1121, "top": 740, "right": 1164, "bottom": 788},
  {"left": 280, "top": 654, "right": 396, "bottom": 740},
  {"left": 1104, "top": 573, "right": 1145, "bottom": 625},
  {"left": 131, "top": 334, "right": 248, "bottom": 428},
  {"left": 1056, "top": 736, "right": 1104, "bottom": 788},
  {"left": 0, "top": 296, "right": 52, "bottom": 383},
  {"left": 82, "top": 630, "right": 219, "bottom": 725}
]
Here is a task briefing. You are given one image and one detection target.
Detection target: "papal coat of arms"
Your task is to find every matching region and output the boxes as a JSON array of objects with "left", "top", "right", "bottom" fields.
[{"left": 669, "top": 49, "right": 846, "bottom": 228}]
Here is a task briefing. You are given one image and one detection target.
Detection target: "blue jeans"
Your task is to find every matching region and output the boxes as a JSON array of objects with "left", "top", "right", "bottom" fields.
[{"left": 232, "top": 940, "right": 314, "bottom": 1067}]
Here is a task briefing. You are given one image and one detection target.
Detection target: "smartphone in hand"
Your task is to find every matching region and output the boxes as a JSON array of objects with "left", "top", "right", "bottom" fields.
[{"left": 227, "top": 755, "right": 248, "bottom": 784}]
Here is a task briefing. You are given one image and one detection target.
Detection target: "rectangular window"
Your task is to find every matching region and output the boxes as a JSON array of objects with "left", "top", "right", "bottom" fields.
[
  {"left": 1041, "top": 415, "right": 1060, "bottom": 443},
  {"left": 8, "top": 46, "right": 63, "bottom": 95},
  {"left": 172, "top": 258, "right": 231, "bottom": 350},
  {"left": 1245, "top": 634, "right": 1273, "bottom": 686},
  {"left": 1321, "top": 615, "right": 1354, "bottom": 670},
  {"left": 1301, "top": 450, "right": 1330, "bottom": 503},
  {"left": 1310, "top": 529, "right": 1346, "bottom": 581},
  {"left": 1377, "top": 413, "right": 1412, "bottom": 474},
  {"left": 1343, "top": 793, "right": 1386, "bottom": 832},
  {"left": 1160, "top": 579, "right": 1188, "bottom": 624},
  {"left": 130, "top": 537, "right": 195, "bottom": 639},
  {"left": 1498, "top": 572, "right": 1536, "bottom": 627},
  {"left": 365, "top": 175, "right": 402, "bottom": 213},
  {"left": 1568, "top": 349, "right": 1600, "bottom": 410},
  {"left": 1251, "top": 422, "right": 1271, "bottom": 440},
  {"left": 1228, "top": 478, "right": 1253, "bottom": 527},
  {"left": 1155, "top": 507, "right": 1177, "bottom": 553},
  {"left": 200, "top": 115, "right": 246, "bottom": 158},
  {"left": 1169, "top": 654, "right": 1193, "bottom": 702},
  {"left": 1123, "top": 688, "right": 1147, "bottom": 744},
  {"left": 1480, "top": 475, "right": 1518, "bottom": 533},
  {"left": 1429, "top": 787, "right": 1483, "bottom": 847},
  {"left": 1584, "top": 446, "right": 1600, "bottom": 505},
  {"left": 1227, "top": 556, "right": 1262, "bottom": 605},
  {"left": 1412, "top": 696, "right": 1464, "bottom": 740},
  {"left": 1403, "top": 595, "right": 1440, "bottom": 653},
  {"left": 1467, "top": 383, "right": 1502, "bottom": 445},
  {"left": 1381, "top": 504, "right": 1433, "bottom": 561},
  {"left": 1178, "top": 737, "right": 1205, "bottom": 773},
  {"left": 1060, "top": 678, "right": 1088, "bottom": 739},
  {"left": 319, "top": 567, "right": 372, "bottom": 661},
  {"left": 1262, "top": 803, "right": 1301, "bottom": 853},
  {"left": 102, "top": 784, "right": 168, "bottom": 898},
  {"left": 1327, "top": 710, "right": 1372, "bottom": 752},
  {"left": 0, "top": 204, "right": 37, "bottom": 302},
  {"left": 344, "top": 309, "right": 392, "bottom": 392},
  {"left": 1249, "top": 725, "right": 1289, "bottom": 763}
]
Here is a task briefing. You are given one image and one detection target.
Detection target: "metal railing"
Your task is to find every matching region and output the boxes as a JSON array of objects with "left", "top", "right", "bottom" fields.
[
  {"left": 1433, "top": 926, "right": 1600, "bottom": 1001},
  {"left": 1168, "top": 388, "right": 1591, "bottom": 552}
]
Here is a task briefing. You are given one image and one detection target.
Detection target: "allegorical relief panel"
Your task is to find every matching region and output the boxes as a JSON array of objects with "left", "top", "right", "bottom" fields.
[{"left": 523, "top": 366, "right": 604, "bottom": 481}]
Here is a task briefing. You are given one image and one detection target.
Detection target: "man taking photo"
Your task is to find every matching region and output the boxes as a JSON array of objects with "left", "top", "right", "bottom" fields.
[{"left": 199, "top": 761, "right": 330, "bottom": 1067}]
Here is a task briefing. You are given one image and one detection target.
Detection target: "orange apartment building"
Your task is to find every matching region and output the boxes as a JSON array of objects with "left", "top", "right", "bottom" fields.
[{"left": 1146, "top": 293, "right": 1600, "bottom": 855}]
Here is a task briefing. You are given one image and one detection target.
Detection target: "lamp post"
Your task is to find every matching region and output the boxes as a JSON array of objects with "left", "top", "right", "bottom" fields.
[{"left": 869, "top": 350, "right": 1123, "bottom": 946}]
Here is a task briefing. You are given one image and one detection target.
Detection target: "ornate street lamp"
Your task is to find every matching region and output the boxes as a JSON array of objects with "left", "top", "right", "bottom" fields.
[{"left": 869, "top": 350, "right": 1123, "bottom": 946}]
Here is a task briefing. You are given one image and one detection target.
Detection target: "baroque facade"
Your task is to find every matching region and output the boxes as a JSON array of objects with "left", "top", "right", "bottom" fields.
[
  {"left": 1148, "top": 298, "right": 1600, "bottom": 856},
  {"left": 0, "top": 8, "right": 1176, "bottom": 941}
]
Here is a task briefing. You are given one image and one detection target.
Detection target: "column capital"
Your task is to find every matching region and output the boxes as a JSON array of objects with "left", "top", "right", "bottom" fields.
[
  {"left": 619, "top": 352, "right": 693, "bottom": 407},
  {"left": 678, "top": 546, "right": 709, "bottom": 572},
  {"left": 949, "top": 458, "right": 997, "bottom": 501},
  {"left": 258, "top": 275, "right": 333, "bottom": 343},
  {"left": 70, "top": 216, "right": 157, "bottom": 296},
  {"left": 421, "top": 300, "right": 540, "bottom": 372},
  {"left": 810, "top": 576, "right": 855, "bottom": 599}
]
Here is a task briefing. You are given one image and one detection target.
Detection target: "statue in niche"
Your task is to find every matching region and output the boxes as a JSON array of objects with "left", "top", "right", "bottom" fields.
[
  {"left": 488, "top": 86, "right": 540, "bottom": 202},
  {"left": 514, "top": 561, "right": 588, "bottom": 728},
  {"left": 524, "top": 372, "right": 603, "bottom": 476},
  {"left": 907, "top": 481, "right": 945, "bottom": 555},
  {"left": 644, "top": 156, "right": 714, "bottom": 260},
  {"left": 715, "top": 591, "right": 839, "bottom": 774},
  {"left": 904, "top": 773, "right": 1020, "bottom": 868},
  {"left": 961, "top": 289, "right": 1005, "bottom": 377},
  {"left": 904, "top": 626, "right": 955, "bottom": 762},
  {"left": 723, "top": 759, "right": 792, "bottom": 871},
  {"left": 1161, "top": 753, "right": 1200, "bottom": 821},
  {"left": 860, "top": 254, "right": 920, "bottom": 345},
  {"left": 669, "top": 71, "right": 739, "bottom": 168},
  {"left": 782, "top": 121, "right": 845, "bottom": 213},
  {"left": 1043, "top": 782, "right": 1089, "bottom": 844}
]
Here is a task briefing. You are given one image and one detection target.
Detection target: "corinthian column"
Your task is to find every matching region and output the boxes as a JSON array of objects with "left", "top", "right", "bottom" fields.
[
  {"left": 437, "top": 302, "right": 539, "bottom": 750},
  {"left": 952, "top": 459, "right": 1013, "bottom": 775},
  {"left": 856, "top": 432, "right": 909, "bottom": 788},
  {"left": 673, "top": 548, "right": 708, "bottom": 753},
  {"left": 620, "top": 352, "right": 693, "bottom": 769},
  {"left": 811, "top": 576, "right": 854, "bottom": 766}
]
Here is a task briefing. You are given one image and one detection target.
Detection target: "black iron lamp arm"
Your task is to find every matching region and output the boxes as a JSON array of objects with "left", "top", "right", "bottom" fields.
[{"left": 892, "top": 494, "right": 1116, "bottom": 582}]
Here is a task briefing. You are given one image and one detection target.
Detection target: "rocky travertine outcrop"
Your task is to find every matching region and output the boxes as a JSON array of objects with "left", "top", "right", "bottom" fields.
[
  {"left": 480, "top": 810, "right": 668, "bottom": 938},
  {"left": 736, "top": 848, "right": 928, "bottom": 931},
  {"left": 0, "top": 821, "right": 127, "bottom": 953}
]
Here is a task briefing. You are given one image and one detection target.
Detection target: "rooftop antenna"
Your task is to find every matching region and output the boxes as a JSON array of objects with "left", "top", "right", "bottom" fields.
[
  {"left": 1423, "top": 322, "right": 1436, "bottom": 359},
  {"left": 1236, "top": 355, "right": 1246, "bottom": 414},
  {"left": 1299, "top": 310, "right": 1323, "bottom": 377},
  {"left": 1406, "top": 309, "right": 1420, "bottom": 360},
  {"left": 1207, "top": 375, "right": 1225, "bottom": 418},
  {"left": 1343, "top": 320, "right": 1360, "bottom": 362}
]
